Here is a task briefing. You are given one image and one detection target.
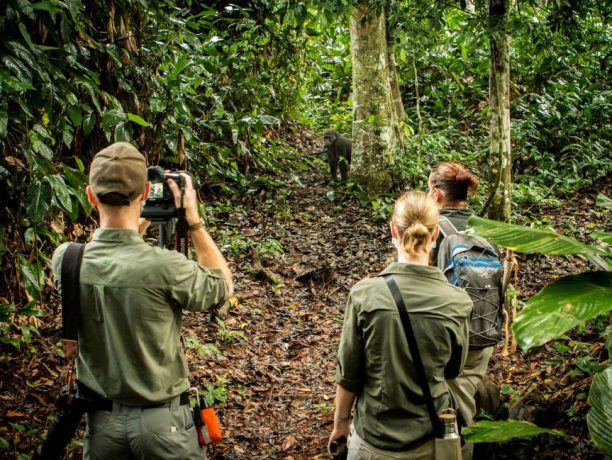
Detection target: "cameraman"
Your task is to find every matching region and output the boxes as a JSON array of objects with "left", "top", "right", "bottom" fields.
[{"left": 51, "top": 142, "right": 233, "bottom": 459}]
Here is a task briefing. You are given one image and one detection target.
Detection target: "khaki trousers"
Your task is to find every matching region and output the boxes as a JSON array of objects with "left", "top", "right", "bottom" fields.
[
  {"left": 447, "top": 347, "right": 494, "bottom": 426},
  {"left": 447, "top": 347, "right": 494, "bottom": 460},
  {"left": 83, "top": 395, "right": 204, "bottom": 460},
  {"left": 347, "top": 429, "right": 435, "bottom": 460}
]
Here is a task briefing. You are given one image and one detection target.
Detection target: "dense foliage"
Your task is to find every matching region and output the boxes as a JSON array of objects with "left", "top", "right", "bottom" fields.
[{"left": 0, "top": 0, "right": 610, "bottom": 456}]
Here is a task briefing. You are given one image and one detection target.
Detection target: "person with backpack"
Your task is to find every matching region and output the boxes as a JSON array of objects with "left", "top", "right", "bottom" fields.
[
  {"left": 428, "top": 162, "right": 503, "bottom": 434},
  {"left": 328, "top": 191, "right": 473, "bottom": 459},
  {"left": 49, "top": 142, "right": 233, "bottom": 459}
]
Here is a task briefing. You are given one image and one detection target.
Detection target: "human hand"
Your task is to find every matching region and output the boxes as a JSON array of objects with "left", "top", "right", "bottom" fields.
[
  {"left": 166, "top": 173, "right": 200, "bottom": 225},
  {"left": 328, "top": 424, "right": 350, "bottom": 457}
]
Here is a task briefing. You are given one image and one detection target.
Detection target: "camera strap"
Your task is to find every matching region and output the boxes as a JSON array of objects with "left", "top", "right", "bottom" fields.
[
  {"left": 175, "top": 209, "right": 190, "bottom": 257},
  {"left": 174, "top": 183, "right": 190, "bottom": 257}
]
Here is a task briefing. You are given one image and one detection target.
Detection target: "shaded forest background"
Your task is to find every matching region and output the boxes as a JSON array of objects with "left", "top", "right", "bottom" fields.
[{"left": 0, "top": 0, "right": 610, "bottom": 459}]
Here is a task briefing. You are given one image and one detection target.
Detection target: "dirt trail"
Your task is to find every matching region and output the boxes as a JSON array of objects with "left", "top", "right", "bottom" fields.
[{"left": 191, "top": 134, "right": 392, "bottom": 458}]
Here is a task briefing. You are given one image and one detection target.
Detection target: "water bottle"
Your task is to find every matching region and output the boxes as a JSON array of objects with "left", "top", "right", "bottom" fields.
[{"left": 440, "top": 410, "right": 460, "bottom": 439}]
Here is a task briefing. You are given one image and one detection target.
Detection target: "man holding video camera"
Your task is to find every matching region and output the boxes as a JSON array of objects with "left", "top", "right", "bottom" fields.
[{"left": 50, "top": 142, "right": 233, "bottom": 459}]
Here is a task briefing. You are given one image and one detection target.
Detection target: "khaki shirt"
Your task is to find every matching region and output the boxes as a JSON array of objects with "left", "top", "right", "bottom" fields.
[
  {"left": 52, "top": 228, "right": 229, "bottom": 406},
  {"left": 335, "top": 262, "right": 472, "bottom": 451}
]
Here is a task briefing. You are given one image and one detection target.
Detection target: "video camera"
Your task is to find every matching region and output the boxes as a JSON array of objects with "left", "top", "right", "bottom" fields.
[{"left": 141, "top": 166, "right": 185, "bottom": 219}]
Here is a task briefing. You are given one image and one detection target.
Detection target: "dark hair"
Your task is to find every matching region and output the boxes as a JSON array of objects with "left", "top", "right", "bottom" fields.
[{"left": 429, "top": 162, "right": 479, "bottom": 203}]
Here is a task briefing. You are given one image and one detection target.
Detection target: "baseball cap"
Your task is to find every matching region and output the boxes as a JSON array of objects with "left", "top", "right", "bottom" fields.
[{"left": 89, "top": 142, "right": 147, "bottom": 206}]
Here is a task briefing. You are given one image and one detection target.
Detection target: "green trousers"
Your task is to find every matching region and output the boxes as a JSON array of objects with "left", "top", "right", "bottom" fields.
[{"left": 83, "top": 395, "right": 204, "bottom": 460}]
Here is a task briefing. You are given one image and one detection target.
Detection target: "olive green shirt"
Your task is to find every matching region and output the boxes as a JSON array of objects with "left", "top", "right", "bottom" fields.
[
  {"left": 52, "top": 228, "right": 229, "bottom": 406},
  {"left": 335, "top": 263, "right": 472, "bottom": 451}
]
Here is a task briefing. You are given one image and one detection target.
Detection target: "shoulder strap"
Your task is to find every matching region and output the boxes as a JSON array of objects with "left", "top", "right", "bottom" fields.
[
  {"left": 437, "top": 215, "right": 458, "bottom": 238},
  {"left": 383, "top": 275, "right": 441, "bottom": 437},
  {"left": 60, "top": 243, "right": 85, "bottom": 360}
]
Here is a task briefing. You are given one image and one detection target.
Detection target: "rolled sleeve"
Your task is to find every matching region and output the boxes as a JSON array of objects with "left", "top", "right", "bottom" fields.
[
  {"left": 169, "top": 258, "right": 229, "bottom": 312},
  {"left": 335, "top": 295, "right": 365, "bottom": 393}
]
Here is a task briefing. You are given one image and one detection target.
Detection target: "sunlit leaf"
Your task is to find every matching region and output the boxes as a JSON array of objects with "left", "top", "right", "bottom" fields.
[
  {"left": 463, "top": 420, "right": 564, "bottom": 443},
  {"left": 467, "top": 216, "right": 610, "bottom": 257},
  {"left": 513, "top": 272, "right": 612, "bottom": 351},
  {"left": 587, "top": 366, "right": 612, "bottom": 457},
  {"left": 127, "top": 113, "right": 151, "bottom": 127}
]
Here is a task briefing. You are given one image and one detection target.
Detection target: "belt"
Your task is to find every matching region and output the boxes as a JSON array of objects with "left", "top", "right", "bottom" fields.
[{"left": 90, "top": 392, "right": 190, "bottom": 412}]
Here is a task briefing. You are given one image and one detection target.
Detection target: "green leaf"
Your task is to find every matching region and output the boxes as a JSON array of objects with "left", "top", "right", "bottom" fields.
[
  {"left": 169, "top": 55, "right": 190, "bottom": 79},
  {"left": 62, "top": 126, "right": 74, "bottom": 148},
  {"left": 127, "top": 113, "right": 151, "bottom": 127},
  {"left": 467, "top": 216, "right": 610, "bottom": 258},
  {"left": 463, "top": 420, "right": 564, "bottom": 443},
  {"left": 83, "top": 112, "right": 96, "bottom": 135},
  {"left": 0, "top": 110, "right": 7, "bottom": 138},
  {"left": 257, "top": 114, "right": 281, "bottom": 125},
  {"left": 587, "top": 366, "right": 612, "bottom": 456},
  {"left": 18, "top": 256, "right": 45, "bottom": 300},
  {"left": 100, "top": 109, "right": 127, "bottom": 129},
  {"left": 513, "top": 272, "right": 612, "bottom": 351},
  {"left": 0, "top": 435, "right": 9, "bottom": 449},
  {"left": 26, "top": 180, "right": 52, "bottom": 223},
  {"left": 67, "top": 106, "right": 83, "bottom": 126},
  {"left": 28, "top": 130, "right": 54, "bottom": 160},
  {"left": 596, "top": 194, "right": 612, "bottom": 210},
  {"left": 0, "top": 303, "right": 15, "bottom": 322},
  {"left": 47, "top": 175, "right": 73, "bottom": 213},
  {"left": 591, "top": 232, "right": 612, "bottom": 244}
]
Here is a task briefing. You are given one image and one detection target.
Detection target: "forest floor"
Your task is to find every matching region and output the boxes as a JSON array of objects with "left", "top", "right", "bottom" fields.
[{"left": 0, "top": 129, "right": 610, "bottom": 460}]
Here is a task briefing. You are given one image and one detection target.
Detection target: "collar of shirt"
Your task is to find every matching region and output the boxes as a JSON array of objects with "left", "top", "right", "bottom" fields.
[
  {"left": 92, "top": 228, "right": 144, "bottom": 243},
  {"left": 379, "top": 262, "right": 447, "bottom": 283}
]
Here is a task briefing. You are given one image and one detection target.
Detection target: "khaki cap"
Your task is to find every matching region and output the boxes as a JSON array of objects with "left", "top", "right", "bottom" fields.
[{"left": 89, "top": 142, "right": 147, "bottom": 206}]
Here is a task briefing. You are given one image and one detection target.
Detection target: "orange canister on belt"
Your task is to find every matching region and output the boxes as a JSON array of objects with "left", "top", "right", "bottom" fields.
[{"left": 190, "top": 387, "right": 222, "bottom": 446}]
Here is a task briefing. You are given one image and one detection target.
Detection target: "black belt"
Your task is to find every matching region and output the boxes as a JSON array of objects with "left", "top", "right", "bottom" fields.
[{"left": 90, "top": 392, "right": 190, "bottom": 412}]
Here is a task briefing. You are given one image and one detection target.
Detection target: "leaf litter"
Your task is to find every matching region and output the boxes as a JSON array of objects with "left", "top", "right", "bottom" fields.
[{"left": 0, "top": 131, "right": 609, "bottom": 459}]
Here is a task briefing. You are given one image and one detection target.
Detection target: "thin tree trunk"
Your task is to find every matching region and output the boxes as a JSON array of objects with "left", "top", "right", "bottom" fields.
[
  {"left": 349, "top": 5, "right": 403, "bottom": 192},
  {"left": 486, "top": 0, "right": 511, "bottom": 222}
]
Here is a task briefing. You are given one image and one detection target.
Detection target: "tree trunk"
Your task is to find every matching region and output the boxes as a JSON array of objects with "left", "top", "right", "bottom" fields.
[
  {"left": 350, "top": 5, "right": 404, "bottom": 192},
  {"left": 487, "top": 0, "right": 511, "bottom": 222}
]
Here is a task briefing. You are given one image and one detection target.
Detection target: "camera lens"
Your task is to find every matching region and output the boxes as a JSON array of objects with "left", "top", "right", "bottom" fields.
[{"left": 147, "top": 166, "right": 165, "bottom": 183}]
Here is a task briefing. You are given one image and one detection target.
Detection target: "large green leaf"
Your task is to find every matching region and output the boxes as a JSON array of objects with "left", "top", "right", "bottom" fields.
[
  {"left": 462, "top": 420, "right": 564, "bottom": 443},
  {"left": 596, "top": 194, "right": 612, "bottom": 210},
  {"left": 467, "top": 216, "right": 610, "bottom": 258},
  {"left": 513, "top": 272, "right": 612, "bottom": 350},
  {"left": 26, "top": 180, "right": 52, "bottom": 223},
  {"left": 587, "top": 366, "right": 612, "bottom": 456}
]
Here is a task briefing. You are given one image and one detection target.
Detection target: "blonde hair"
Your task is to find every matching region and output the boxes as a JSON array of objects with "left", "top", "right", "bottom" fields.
[{"left": 392, "top": 191, "right": 439, "bottom": 256}]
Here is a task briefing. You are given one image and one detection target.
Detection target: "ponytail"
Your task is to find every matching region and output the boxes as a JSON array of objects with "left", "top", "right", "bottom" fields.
[{"left": 392, "top": 191, "right": 438, "bottom": 257}]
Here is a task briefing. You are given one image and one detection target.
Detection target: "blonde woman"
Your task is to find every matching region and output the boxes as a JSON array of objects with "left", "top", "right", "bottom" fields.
[{"left": 328, "top": 191, "right": 472, "bottom": 459}]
